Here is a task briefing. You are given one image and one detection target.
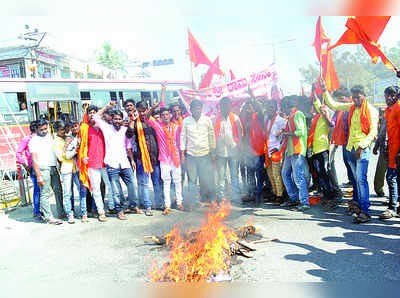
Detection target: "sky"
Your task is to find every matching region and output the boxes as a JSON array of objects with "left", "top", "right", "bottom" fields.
[{"left": 1, "top": 0, "right": 400, "bottom": 94}]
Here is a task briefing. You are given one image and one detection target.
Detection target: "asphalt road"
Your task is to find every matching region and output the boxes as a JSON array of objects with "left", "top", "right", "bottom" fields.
[{"left": 1, "top": 146, "right": 399, "bottom": 287}]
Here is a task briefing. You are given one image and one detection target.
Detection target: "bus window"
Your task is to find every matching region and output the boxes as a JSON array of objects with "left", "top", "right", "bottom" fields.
[
  {"left": 119, "top": 91, "right": 123, "bottom": 100},
  {"left": 80, "top": 91, "right": 91, "bottom": 101},
  {"left": 0, "top": 93, "right": 20, "bottom": 112},
  {"left": 140, "top": 91, "right": 151, "bottom": 102},
  {"left": 17, "top": 92, "right": 27, "bottom": 111},
  {"left": 110, "top": 91, "right": 117, "bottom": 101}
]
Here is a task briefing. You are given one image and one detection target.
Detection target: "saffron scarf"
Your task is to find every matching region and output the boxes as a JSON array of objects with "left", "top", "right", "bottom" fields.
[
  {"left": 348, "top": 100, "right": 371, "bottom": 135},
  {"left": 331, "top": 111, "right": 346, "bottom": 145},
  {"left": 247, "top": 112, "right": 265, "bottom": 156},
  {"left": 307, "top": 113, "right": 321, "bottom": 148},
  {"left": 172, "top": 116, "right": 183, "bottom": 127},
  {"left": 214, "top": 112, "right": 240, "bottom": 145},
  {"left": 162, "top": 123, "right": 180, "bottom": 168},
  {"left": 136, "top": 117, "right": 154, "bottom": 173},
  {"left": 288, "top": 108, "right": 302, "bottom": 155},
  {"left": 264, "top": 113, "right": 278, "bottom": 167},
  {"left": 78, "top": 109, "right": 91, "bottom": 190}
]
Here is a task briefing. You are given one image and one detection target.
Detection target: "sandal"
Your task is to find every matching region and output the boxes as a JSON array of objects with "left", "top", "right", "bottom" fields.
[
  {"left": 162, "top": 207, "right": 171, "bottom": 215},
  {"left": 177, "top": 204, "right": 184, "bottom": 211},
  {"left": 47, "top": 219, "right": 63, "bottom": 225},
  {"left": 353, "top": 212, "right": 371, "bottom": 224}
]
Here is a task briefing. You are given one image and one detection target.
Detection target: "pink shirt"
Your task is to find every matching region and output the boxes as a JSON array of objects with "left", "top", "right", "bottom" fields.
[
  {"left": 87, "top": 126, "right": 106, "bottom": 169},
  {"left": 16, "top": 134, "right": 33, "bottom": 166},
  {"left": 146, "top": 118, "right": 180, "bottom": 166}
]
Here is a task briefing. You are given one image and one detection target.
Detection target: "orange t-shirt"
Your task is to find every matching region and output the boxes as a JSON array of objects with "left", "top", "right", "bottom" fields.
[{"left": 385, "top": 101, "right": 400, "bottom": 169}]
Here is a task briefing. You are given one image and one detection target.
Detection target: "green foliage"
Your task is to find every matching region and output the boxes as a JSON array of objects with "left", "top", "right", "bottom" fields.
[
  {"left": 299, "top": 43, "right": 400, "bottom": 100},
  {"left": 95, "top": 41, "right": 128, "bottom": 73}
]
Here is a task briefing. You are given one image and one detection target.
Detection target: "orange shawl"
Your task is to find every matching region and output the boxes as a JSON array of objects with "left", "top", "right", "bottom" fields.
[
  {"left": 214, "top": 112, "right": 240, "bottom": 145},
  {"left": 264, "top": 113, "right": 278, "bottom": 167},
  {"left": 78, "top": 109, "right": 91, "bottom": 190},
  {"left": 247, "top": 112, "right": 265, "bottom": 156},
  {"left": 163, "top": 123, "right": 180, "bottom": 168},
  {"left": 137, "top": 117, "right": 154, "bottom": 173},
  {"left": 331, "top": 111, "right": 346, "bottom": 145},
  {"left": 349, "top": 100, "right": 371, "bottom": 135},
  {"left": 307, "top": 113, "right": 321, "bottom": 148},
  {"left": 288, "top": 108, "right": 303, "bottom": 155}
]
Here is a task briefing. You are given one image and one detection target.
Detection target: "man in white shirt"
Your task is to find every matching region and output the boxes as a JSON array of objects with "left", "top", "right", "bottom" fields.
[
  {"left": 94, "top": 102, "right": 140, "bottom": 220},
  {"left": 264, "top": 99, "right": 287, "bottom": 204},
  {"left": 29, "top": 119, "right": 64, "bottom": 225},
  {"left": 180, "top": 100, "right": 216, "bottom": 206},
  {"left": 213, "top": 97, "right": 243, "bottom": 201}
]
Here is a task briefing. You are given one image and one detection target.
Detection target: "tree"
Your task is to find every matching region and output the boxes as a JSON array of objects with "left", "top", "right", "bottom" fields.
[{"left": 95, "top": 41, "right": 128, "bottom": 74}]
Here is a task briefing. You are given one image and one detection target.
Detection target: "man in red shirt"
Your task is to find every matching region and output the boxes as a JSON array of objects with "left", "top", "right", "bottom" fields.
[
  {"left": 83, "top": 105, "right": 112, "bottom": 221},
  {"left": 379, "top": 86, "right": 400, "bottom": 219}
]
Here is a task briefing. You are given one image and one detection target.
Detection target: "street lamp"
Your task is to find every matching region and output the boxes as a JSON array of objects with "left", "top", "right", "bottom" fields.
[{"left": 252, "top": 38, "right": 296, "bottom": 63}]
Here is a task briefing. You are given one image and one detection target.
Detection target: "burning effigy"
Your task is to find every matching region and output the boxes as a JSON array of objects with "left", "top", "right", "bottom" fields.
[{"left": 148, "top": 201, "right": 277, "bottom": 282}]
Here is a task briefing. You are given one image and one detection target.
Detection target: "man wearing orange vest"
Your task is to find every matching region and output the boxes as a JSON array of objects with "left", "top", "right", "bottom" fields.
[
  {"left": 214, "top": 97, "right": 243, "bottom": 201},
  {"left": 379, "top": 86, "right": 400, "bottom": 220},
  {"left": 323, "top": 82, "right": 378, "bottom": 223},
  {"left": 280, "top": 96, "right": 309, "bottom": 211}
]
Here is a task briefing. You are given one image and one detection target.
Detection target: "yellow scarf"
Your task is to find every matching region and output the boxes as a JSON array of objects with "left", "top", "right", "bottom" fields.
[{"left": 136, "top": 117, "right": 153, "bottom": 173}]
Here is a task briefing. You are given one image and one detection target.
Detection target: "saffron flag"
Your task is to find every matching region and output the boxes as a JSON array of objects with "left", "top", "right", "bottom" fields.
[
  {"left": 199, "top": 56, "right": 224, "bottom": 89},
  {"left": 313, "top": 16, "right": 330, "bottom": 62},
  {"left": 78, "top": 109, "right": 91, "bottom": 191},
  {"left": 188, "top": 29, "right": 212, "bottom": 67},
  {"left": 330, "top": 16, "right": 394, "bottom": 70},
  {"left": 321, "top": 48, "right": 340, "bottom": 92}
]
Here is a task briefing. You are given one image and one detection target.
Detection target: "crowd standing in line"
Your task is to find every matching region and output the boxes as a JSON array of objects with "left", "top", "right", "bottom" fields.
[{"left": 16, "top": 80, "right": 400, "bottom": 225}]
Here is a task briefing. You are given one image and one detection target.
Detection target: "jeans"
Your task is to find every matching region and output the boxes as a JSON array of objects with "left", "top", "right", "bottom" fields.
[
  {"left": 342, "top": 146, "right": 354, "bottom": 184},
  {"left": 186, "top": 154, "right": 215, "bottom": 204},
  {"left": 62, "top": 171, "right": 87, "bottom": 217},
  {"left": 312, "top": 151, "right": 335, "bottom": 200},
  {"left": 160, "top": 163, "right": 183, "bottom": 208},
  {"left": 346, "top": 147, "right": 370, "bottom": 213},
  {"left": 30, "top": 170, "right": 41, "bottom": 216},
  {"left": 386, "top": 168, "right": 400, "bottom": 212},
  {"left": 216, "top": 156, "right": 240, "bottom": 200},
  {"left": 245, "top": 154, "right": 265, "bottom": 199},
  {"left": 39, "top": 166, "right": 64, "bottom": 220},
  {"left": 88, "top": 168, "right": 114, "bottom": 214},
  {"left": 282, "top": 154, "right": 309, "bottom": 206},
  {"left": 137, "top": 160, "right": 162, "bottom": 209},
  {"left": 107, "top": 166, "right": 137, "bottom": 213}
]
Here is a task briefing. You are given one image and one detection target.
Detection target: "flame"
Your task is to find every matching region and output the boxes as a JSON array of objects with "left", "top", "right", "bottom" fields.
[{"left": 149, "top": 200, "right": 238, "bottom": 282}]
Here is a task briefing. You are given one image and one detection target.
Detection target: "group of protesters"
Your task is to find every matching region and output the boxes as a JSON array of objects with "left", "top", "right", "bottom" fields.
[{"left": 16, "top": 78, "right": 400, "bottom": 225}]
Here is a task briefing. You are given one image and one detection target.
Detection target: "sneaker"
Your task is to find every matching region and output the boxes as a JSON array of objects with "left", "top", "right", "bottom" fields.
[
  {"left": 379, "top": 209, "right": 397, "bottom": 220},
  {"left": 81, "top": 215, "right": 89, "bottom": 223},
  {"left": 98, "top": 213, "right": 108, "bottom": 222},
  {"left": 117, "top": 211, "right": 127, "bottom": 220},
  {"left": 67, "top": 215, "right": 75, "bottom": 224}
]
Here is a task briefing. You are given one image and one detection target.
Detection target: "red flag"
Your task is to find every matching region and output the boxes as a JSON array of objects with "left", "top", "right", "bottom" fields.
[
  {"left": 199, "top": 56, "right": 224, "bottom": 89},
  {"left": 313, "top": 16, "right": 330, "bottom": 62},
  {"left": 330, "top": 16, "right": 394, "bottom": 70},
  {"left": 321, "top": 49, "right": 340, "bottom": 92},
  {"left": 78, "top": 109, "right": 91, "bottom": 190},
  {"left": 188, "top": 29, "right": 212, "bottom": 67},
  {"left": 229, "top": 69, "right": 236, "bottom": 80}
]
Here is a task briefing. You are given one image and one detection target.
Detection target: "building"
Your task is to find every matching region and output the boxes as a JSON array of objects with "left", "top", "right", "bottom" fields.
[{"left": 0, "top": 39, "right": 118, "bottom": 80}]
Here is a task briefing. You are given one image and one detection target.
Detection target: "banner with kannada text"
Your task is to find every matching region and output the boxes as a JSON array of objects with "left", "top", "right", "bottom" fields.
[{"left": 178, "top": 63, "right": 282, "bottom": 117}]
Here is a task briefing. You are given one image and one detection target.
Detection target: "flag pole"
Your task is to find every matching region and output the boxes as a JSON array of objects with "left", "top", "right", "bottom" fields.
[{"left": 190, "top": 60, "right": 195, "bottom": 89}]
